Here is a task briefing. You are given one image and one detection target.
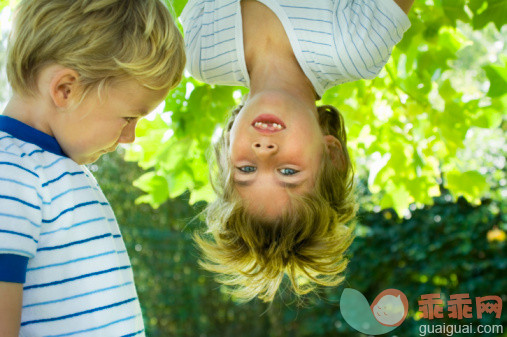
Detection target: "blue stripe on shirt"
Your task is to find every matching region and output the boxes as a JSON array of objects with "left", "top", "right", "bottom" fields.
[
  {"left": 360, "top": 2, "right": 397, "bottom": 44},
  {"left": 27, "top": 250, "right": 117, "bottom": 271},
  {"left": 46, "top": 316, "right": 142, "bottom": 337},
  {"left": 23, "top": 265, "right": 131, "bottom": 290},
  {"left": 34, "top": 156, "right": 66, "bottom": 171},
  {"left": 342, "top": 12, "right": 378, "bottom": 76},
  {"left": 42, "top": 171, "right": 84, "bottom": 187},
  {"left": 201, "top": 49, "right": 236, "bottom": 61},
  {"left": 350, "top": 5, "right": 383, "bottom": 63},
  {"left": 288, "top": 17, "right": 332, "bottom": 25},
  {"left": 41, "top": 217, "right": 106, "bottom": 236},
  {"left": 301, "top": 50, "right": 333, "bottom": 59},
  {"left": 203, "top": 59, "right": 237, "bottom": 72},
  {"left": 42, "top": 200, "right": 101, "bottom": 224},
  {"left": 202, "top": 26, "right": 234, "bottom": 37},
  {"left": 28, "top": 149, "right": 44, "bottom": 156},
  {"left": 202, "top": 37, "right": 235, "bottom": 49},
  {"left": 201, "top": 13, "right": 235, "bottom": 26},
  {"left": 0, "top": 212, "right": 41, "bottom": 228},
  {"left": 37, "top": 233, "right": 112, "bottom": 252},
  {"left": 121, "top": 329, "right": 145, "bottom": 337},
  {"left": 0, "top": 229, "right": 37, "bottom": 243},
  {"left": 0, "top": 195, "right": 40, "bottom": 210},
  {"left": 0, "top": 150, "right": 17, "bottom": 157},
  {"left": 23, "top": 281, "right": 134, "bottom": 308},
  {"left": 49, "top": 186, "right": 94, "bottom": 203},
  {"left": 20, "top": 297, "right": 137, "bottom": 326},
  {"left": 0, "top": 177, "right": 38, "bottom": 192},
  {"left": 281, "top": 5, "right": 332, "bottom": 13},
  {"left": 0, "top": 162, "right": 38, "bottom": 177},
  {"left": 294, "top": 28, "right": 332, "bottom": 36},
  {"left": 299, "top": 39, "right": 331, "bottom": 47}
]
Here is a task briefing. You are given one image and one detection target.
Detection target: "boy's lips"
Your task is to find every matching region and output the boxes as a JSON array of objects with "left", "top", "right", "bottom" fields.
[{"left": 251, "top": 114, "right": 286, "bottom": 134}]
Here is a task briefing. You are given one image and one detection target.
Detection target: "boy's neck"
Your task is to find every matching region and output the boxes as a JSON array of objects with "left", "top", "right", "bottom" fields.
[{"left": 2, "top": 94, "right": 55, "bottom": 137}]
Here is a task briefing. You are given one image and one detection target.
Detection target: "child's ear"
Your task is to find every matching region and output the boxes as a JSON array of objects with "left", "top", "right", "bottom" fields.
[
  {"left": 49, "top": 68, "right": 80, "bottom": 108},
  {"left": 324, "top": 135, "right": 346, "bottom": 171}
]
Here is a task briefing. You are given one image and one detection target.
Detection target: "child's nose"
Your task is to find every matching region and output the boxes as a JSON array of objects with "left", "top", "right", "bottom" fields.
[
  {"left": 252, "top": 141, "right": 278, "bottom": 156},
  {"left": 119, "top": 122, "right": 136, "bottom": 144}
]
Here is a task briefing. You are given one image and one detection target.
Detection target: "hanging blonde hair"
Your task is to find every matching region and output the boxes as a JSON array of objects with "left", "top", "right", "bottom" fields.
[{"left": 195, "top": 104, "right": 357, "bottom": 302}]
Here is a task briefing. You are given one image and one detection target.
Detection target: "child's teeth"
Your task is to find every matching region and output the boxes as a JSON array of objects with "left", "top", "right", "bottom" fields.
[{"left": 254, "top": 122, "right": 284, "bottom": 130}]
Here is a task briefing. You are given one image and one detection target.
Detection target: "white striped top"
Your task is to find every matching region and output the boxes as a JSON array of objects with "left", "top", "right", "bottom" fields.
[
  {"left": 0, "top": 116, "right": 145, "bottom": 337},
  {"left": 181, "top": 0, "right": 411, "bottom": 96}
]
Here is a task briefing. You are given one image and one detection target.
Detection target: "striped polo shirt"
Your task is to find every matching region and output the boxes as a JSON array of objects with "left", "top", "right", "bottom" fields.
[
  {"left": 0, "top": 116, "right": 145, "bottom": 336},
  {"left": 181, "top": 0, "right": 411, "bottom": 96}
]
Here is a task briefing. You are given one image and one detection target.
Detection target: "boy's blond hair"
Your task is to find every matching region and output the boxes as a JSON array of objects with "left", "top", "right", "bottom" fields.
[
  {"left": 195, "top": 105, "right": 358, "bottom": 302},
  {"left": 7, "top": 0, "right": 185, "bottom": 97}
]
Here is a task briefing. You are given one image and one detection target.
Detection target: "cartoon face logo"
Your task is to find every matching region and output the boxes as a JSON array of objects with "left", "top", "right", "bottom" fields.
[
  {"left": 340, "top": 288, "right": 409, "bottom": 335},
  {"left": 370, "top": 289, "right": 409, "bottom": 326}
]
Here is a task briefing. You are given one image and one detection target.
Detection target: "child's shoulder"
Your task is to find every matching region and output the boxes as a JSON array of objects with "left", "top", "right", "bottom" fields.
[
  {"left": 0, "top": 129, "right": 40, "bottom": 172},
  {"left": 0, "top": 118, "right": 81, "bottom": 187}
]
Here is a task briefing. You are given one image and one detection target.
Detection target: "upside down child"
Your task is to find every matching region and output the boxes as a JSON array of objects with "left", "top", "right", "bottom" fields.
[{"left": 181, "top": 0, "right": 414, "bottom": 302}]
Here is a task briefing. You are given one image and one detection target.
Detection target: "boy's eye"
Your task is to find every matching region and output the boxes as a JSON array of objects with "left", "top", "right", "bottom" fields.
[
  {"left": 124, "top": 117, "right": 137, "bottom": 123},
  {"left": 279, "top": 168, "right": 299, "bottom": 176},
  {"left": 237, "top": 166, "right": 256, "bottom": 173}
]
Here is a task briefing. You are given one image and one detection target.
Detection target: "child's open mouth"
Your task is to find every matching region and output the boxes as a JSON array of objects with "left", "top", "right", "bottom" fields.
[{"left": 251, "top": 114, "right": 286, "bottom": 133}]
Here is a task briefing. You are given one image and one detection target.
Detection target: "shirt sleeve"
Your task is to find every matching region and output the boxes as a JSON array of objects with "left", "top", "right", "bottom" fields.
[
  {"left": 180, "top": 0, "right": 207, "bottom": 83},
  {"left": 181, "top": 0, "right": 248, "bottom": 87},
  {"left": 0, "top": 154, "right": 42, "bottom": 283},
  {"left": 332, "top": 0, "right": 411, "bottom": 82}
]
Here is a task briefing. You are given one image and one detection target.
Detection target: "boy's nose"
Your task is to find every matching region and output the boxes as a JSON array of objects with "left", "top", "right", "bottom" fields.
[
  {"left": 119, "top": 123, "right": 136, "bottom": 144},
  {"left": 252, "top": 141, "right": 278, "bottom": 156}
]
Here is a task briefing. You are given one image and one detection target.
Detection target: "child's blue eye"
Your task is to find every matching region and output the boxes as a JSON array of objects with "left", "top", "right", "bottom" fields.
[
  {"left": 238, "top": 166, "right": 256, "bottom": 173},
  {"left": 279, "top": 168, "right": 299, "bottom": 176}
]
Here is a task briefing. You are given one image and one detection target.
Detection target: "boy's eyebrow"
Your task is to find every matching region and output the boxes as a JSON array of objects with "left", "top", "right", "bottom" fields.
[
  {"left": 133, "top": 109, "right": 150, "bottom": 116},
  {"left": 234, "top": 180, "right": 304, "bottom": 189}
]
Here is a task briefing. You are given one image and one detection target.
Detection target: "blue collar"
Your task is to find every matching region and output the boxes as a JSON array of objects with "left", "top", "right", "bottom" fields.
[{"left": 0, "top": 115, "right": 67, "bottom": 157}]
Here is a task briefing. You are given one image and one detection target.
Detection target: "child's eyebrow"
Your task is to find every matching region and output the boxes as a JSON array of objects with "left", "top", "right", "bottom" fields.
[
  {"left": 234, "top": 180, "right": 304, "bottom": 189},
  {"left": 133, "top": 109, "right": 150, "bottom": 116}
]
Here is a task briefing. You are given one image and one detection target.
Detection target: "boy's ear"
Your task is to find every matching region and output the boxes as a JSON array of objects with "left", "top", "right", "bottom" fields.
[
  {"left": 324, "top": 135, "right": 346, "bottom": 171},
  {"left": 49, "top": 68, "right": 80, "bottom": 108}
]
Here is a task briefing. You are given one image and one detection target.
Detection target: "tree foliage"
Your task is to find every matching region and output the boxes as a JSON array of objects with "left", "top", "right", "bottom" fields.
[{"left": 125, "top": 0, "right": 507, "bottom": 216}]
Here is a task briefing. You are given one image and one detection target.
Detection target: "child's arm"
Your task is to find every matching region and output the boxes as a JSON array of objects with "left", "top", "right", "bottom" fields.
[
  {"left": 394, "top": 0, "right": 415, "bottom": 14},
  {"left": 0, "top": 281, "right": 22, "bottom": 337}
]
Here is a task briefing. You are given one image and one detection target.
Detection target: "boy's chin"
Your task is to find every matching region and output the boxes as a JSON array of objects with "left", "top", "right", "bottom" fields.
[{"left": 71, "top": 152, "right": 103, "bottom": 165}]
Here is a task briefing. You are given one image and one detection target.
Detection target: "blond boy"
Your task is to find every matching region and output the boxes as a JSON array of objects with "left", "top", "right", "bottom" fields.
[{"left": 0, "top": 0, "right": 184, "bottom": 335}]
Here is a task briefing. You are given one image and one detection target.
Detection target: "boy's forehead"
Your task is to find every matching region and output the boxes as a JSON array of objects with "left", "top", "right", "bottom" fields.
[{"left": 111, "top": 80, "right": 168, "bottom": 107}]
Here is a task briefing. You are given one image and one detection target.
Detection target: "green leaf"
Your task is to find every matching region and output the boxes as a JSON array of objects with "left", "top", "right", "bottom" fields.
[
  {"left": 441, "top": 0, "right": 471, "bottom": 26},
  {"left": 164, "top": 0, "right": 187, "bottom": 17},
  {"left": 168, "top": 170, "right": 192, "bottom": 199},
  {"left": 470, "top": 0, "right": 507, "bottom": 30},
  {"left": 133, "top": 172, "right": 169, "bottom": 208},
  {"left": 445, "top": 170, "right": 489, "bottom": 204},
  {"left": 189, "top": 183, "right": 214, "bottom": 204},
  {"left": 483, "top": 62, "right": 507, "bottom": 98}
]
